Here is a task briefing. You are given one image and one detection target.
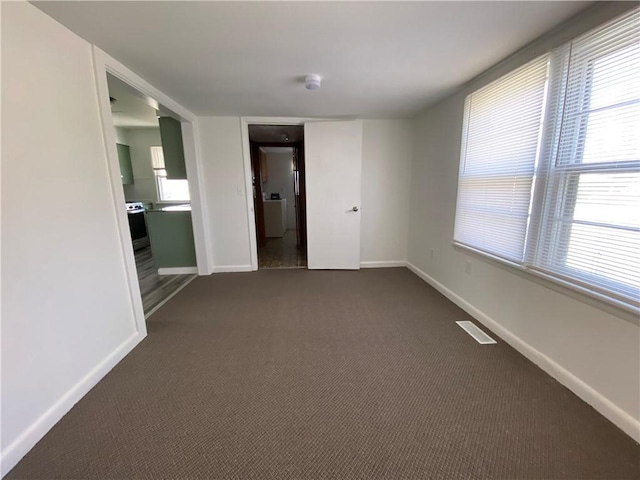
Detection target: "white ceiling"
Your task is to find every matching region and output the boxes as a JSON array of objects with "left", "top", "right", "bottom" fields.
[
  {"left": 34, "top": 1, "right": 592, "bottom": 118},
  {"left": 107, "top": 74, "right": 160, "bottom": 128}
]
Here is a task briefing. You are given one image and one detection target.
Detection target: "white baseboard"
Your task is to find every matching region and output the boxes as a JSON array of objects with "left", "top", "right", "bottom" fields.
[
  {"left": 405, "top": 262, "right": 640, "bottom": 443},
  {"left": 157, "top": 267, "right": 197, "bottom": 275},
  {"left": 0, "top": 332, "right": 145, "bottom": 476},
  {"left": 212, "top": 265, "right": 252, "bottom": 273},
  {"left": 360, "top": 260, "right": 407, "bottom": 268}
]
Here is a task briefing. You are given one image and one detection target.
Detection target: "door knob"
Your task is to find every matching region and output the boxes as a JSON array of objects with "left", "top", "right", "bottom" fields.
[{"left": 352, "top": 206, "right": 359, "bottom": 212}]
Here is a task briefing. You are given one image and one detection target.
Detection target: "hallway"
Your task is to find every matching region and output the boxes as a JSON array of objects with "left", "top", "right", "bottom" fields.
[{"left": 258, "top": 230, "right": 307, "bottom": 269}]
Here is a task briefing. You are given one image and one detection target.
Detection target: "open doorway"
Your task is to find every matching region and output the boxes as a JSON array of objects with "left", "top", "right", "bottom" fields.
[
  {"left": 107, "top": 73, "right": 196, "bottom": 315},
  {"left": 249, "top": 125, "right": 307, "bottom": 269}
]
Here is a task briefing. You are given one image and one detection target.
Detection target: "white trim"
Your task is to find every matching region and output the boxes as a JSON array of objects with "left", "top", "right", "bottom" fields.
[
  {"left": 157, "top": 267, "right": 198, "bottom": 275},
  {"left": 212, "top": 264, "right": 253, "bottom": 273},
  {"left": 144, "top": 276, "right": 197, "bottom": 319},
  {"left": 360, "top": 260, "right": 407, "bottom": 268},
  {"left": 91, "top": 47, "right": 147, "bottom": 337},
  {"left": 239, "top": 117, "right": 258, "bottom": 271},
  {"left": 0, "top": 332, "right": 145, "bottom": 476},
  {"left": 92, "top": 46, "right": 213, "bottom": 276},
  {"left": 406, "top": 262, "right": 640, "bottom": 443},
  {"left": 181, "top": 121, "right": 214, "bottom": 275}
]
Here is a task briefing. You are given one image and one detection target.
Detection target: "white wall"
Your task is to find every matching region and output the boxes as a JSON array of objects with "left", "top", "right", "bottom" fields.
[
  {"left": 1, "top": 2, "right": 143, "bottom": 474},
  {"left": 114, "top": 126, "right": 129, "bottom": 145},
  {"left": 122, "top": 128, "right": 161, "bottom": 203},
  {"left": 198, "top": 117, "right": 253, "bottom": 270},
  {"left": 262, "top": 151, "right": 296, "bottom": 230},
  {"left": 406, "top": 2, "right": 640, "bottom": 440},
  {"left": 361, "top": 120, "right": 413, "bottom": 265},
  {"left": 198, "top": 117, "right": 413, "bottom": 270}
]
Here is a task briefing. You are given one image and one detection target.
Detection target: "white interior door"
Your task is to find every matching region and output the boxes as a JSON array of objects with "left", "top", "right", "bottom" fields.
[{"left": 305, "top": 120, "right": 363, "bottom": 269}]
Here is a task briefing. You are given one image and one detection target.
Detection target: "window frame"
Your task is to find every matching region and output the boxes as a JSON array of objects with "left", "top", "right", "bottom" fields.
[
  {"left": 453, "top": 8, "right": 640, "bottom": 318},
  {"left": 453, "top": 53, "right": 552, "bottom": 264},
  {"left": 533, "top": 36, "right": 640, "bottom": 308},
  {"left": 150, "top": 145, "right": 190, "bottom": 203}
]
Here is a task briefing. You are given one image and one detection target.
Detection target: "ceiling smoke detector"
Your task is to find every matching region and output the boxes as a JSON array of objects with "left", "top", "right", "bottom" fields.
[{"left": 305, "top": 74, "right": 321, "bottom": 91}]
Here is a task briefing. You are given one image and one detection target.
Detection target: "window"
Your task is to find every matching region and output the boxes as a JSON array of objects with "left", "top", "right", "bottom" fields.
[
  {"left": 150, "top": 146, "right": 190, "bottom": 202},
  {"left": 454, "top": 8, "right": 640, "bottom": 311},
  {"left": 454, "top": 54, "right": 550, "bottom": 262}
]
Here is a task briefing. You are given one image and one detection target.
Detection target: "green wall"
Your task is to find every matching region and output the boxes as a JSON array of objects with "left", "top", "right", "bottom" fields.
[{"left": 146, "top": 211, "right": 196, "bottom": 268}]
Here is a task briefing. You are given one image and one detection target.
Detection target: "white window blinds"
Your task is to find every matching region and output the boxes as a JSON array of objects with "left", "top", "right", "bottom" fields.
[
  {"left": 453, "top": 7, "right": 640, "bottom": 311},
  {"left": 151, "top": 145, "right": 165, "bottom": 169},
  {"left": 150, "top": 146, "right": 190, "bottom": 202},
  {"left": 454, "top": 55, "right": 550, "bottom": 262},
  {"left": 532, "top": 8, "right": 640, "bottom": 305}
]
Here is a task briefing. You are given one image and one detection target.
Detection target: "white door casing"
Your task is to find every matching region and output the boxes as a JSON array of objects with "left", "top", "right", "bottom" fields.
[{"left": 305, "top": 120, "right": 363, "bottom": 270}]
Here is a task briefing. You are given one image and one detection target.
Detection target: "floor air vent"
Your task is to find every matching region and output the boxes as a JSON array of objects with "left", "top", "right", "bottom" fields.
[{"left": 456, "top": 321, "right": 497, "bottom": 345}]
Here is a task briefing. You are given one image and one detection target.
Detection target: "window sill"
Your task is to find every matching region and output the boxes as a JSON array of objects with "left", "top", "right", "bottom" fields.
[{"left": 452, "top": 242, "right": 640, "bottom": 326}]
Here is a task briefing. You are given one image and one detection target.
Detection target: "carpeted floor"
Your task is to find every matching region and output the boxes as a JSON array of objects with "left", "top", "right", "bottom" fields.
[{"left": 7, "top": 268, "right": 639, "bottom": 479}]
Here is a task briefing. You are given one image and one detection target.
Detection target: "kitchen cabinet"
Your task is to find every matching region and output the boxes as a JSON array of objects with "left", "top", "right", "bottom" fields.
[
  {"left": 146, "top": 207, "right": 196, "bottom": 269},
  {"left": 116, "top": 143, "right": 134, "bottom": 185},
  {"left": 158, "top": 116, "right": 187, "bottom": 179}
]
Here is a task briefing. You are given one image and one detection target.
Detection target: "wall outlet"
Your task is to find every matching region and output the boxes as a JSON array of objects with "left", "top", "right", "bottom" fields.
[
  {"left": 465, "top": 260, "right": 472, "bottom": 275},
  {"left": 430, "top": 249, "right": 435, "bottom": 261},
  {"left": 236, "top": 186, "right": 244, "bottom": 196}
]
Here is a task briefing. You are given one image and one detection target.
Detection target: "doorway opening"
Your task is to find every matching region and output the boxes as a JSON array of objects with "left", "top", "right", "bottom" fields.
[
  {"left": 249, "top": 125, "right": 307, "bottom": 269},
  {"left": 107, "top": 73, "right": 196, "bottom": 315}
]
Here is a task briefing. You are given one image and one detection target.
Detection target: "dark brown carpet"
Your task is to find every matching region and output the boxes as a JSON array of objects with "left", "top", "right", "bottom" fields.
[{"left": 7, "top": 268, "right": 639, "bottom": 479}]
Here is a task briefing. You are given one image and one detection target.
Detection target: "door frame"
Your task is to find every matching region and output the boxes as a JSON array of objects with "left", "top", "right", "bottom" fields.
[
  {"left": 93, "top": 46, "right": 214, "bottom": 332},
  {"left": 250, "top": 142, "right": 267, "bottom": 249},
  {"left": 240, "top": 117, "right": 323, "bottom": 271},
  {"left": 249, "top": 142, "right": 305, "bottom": 256}
]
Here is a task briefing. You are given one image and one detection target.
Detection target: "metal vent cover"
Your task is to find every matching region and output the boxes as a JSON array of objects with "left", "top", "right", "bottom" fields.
[{"left": 456, "top": 321, "right": 497, "bottom": 344}]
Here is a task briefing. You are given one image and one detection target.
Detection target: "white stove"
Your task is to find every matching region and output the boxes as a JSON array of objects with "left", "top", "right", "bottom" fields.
[{"left": 126, "top": 202, "right": 145, "bottom": 214}]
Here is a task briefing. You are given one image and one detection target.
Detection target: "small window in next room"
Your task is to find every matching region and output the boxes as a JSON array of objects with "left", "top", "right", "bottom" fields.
[{"left": 150, "top": 146, "right": 190, "bottom": 202}]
